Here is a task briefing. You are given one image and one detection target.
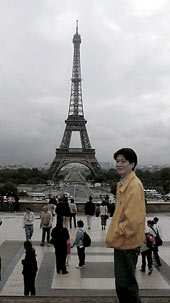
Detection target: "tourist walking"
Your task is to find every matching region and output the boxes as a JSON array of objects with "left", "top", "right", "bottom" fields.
[
  {"left": 7, "top": 195, "right": 14, "bottom": 212},
  {"left": 13, "top": 194, "right": 20, "bottom": 212},
  {"left": 100, "top": 200, "right": 108, "bottom": 230},
  {"left": 49, "top": 195, "right": 57, "bottom": 206},
  {"left": 69, "top": 198, "right": 77, "bottom": 228},
  {"left": 148, "top": 220, "right": 162, "bottom": 266},
  {"left": 50, "top": 218, "right": 69, "bottom": 274},
  {"left": 21, "top": 241, "right": 38, "bottom": 296},
  {"left": 95, "top": 203, "right": 100, "bottom": 217},
  {"left": 23, "top": 208, "right": 35, "bottom": 241},
  {"left": 62, "top": 197, "right": 70, "bottom": 228},
  {"left": 55, "top": 197, "right": 64, "bottom": 221},
  {"left": 152, "top": 217, "right": 162, "bottom": 240},
  {"left": 40, "top": 206, "right": 52, "bottom": 246},
  {"left": 108, "top": 201, "right": 115, "bottom": 217},
  {"left": 73, "top": 220, "right": 86, "bottom": 269},
  {"left": 140, "top": 229, "right": 155, "bottom": 275},
  {"left": 84, "top": 196, "right": 95, "bottom": 229},
  {"left": 48, "top": 195, "right": 57, "bottom": 216},
  {"left": 105, "top": 148, "right": 146, "bottom": 303}
]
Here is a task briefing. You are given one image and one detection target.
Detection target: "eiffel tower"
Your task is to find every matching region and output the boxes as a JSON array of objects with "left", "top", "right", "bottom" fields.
[{"left": 49, "top": 21, "right": 101, "bottom": 179}]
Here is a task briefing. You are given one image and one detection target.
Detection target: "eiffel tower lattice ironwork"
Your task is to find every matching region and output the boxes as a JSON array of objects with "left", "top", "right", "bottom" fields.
[{"left": 49, "top": 21, "right": 101, "bottom": 179}]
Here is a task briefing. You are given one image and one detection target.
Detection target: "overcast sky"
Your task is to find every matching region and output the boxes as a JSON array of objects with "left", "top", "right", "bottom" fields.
[{"left": 0, "top": 0, "right": 170, "bottom": 167}]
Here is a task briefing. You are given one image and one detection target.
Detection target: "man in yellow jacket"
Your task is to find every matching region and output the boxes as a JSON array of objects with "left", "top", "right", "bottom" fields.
[{"left": 105, "top": 148, "right": 145, "bottom": 303}]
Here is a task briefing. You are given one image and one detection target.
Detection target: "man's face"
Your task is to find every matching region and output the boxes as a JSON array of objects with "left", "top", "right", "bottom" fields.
[{"left": 115, "top": 154, "right": 135, "bottom": 177}]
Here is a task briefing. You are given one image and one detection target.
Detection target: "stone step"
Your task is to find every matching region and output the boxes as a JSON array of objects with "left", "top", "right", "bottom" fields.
[{"left": 0, "top": 297, "right": 169, "bottom": 303}]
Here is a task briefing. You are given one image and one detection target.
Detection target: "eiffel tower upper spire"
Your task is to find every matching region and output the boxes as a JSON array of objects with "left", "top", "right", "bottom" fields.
[{"left": 68, "top": 20, "right": 84, "bottom": 117}]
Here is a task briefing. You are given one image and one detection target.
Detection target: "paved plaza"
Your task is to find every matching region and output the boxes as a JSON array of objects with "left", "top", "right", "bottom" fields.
[{"left": 0, "top": 212, "right": 170, "bottom": 300}]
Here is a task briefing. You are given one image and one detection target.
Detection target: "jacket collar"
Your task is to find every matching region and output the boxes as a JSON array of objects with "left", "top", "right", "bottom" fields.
[{"left": 118, "top": 171, "right": 136, "bottom": 192}]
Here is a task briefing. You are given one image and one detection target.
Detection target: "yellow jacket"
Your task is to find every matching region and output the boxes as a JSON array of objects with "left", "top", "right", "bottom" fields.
[{"left": 105, "top": 171, "right": 145, "bottom": 250}]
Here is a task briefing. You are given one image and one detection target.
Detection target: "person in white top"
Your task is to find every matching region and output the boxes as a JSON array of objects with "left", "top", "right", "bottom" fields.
[
  {"left": 40, "top": 206, "right": 52, "bottom": 246},
  {"left": 152, "top": 217, "right": 162, "bottom": 239},
  {"left": 69, "top": 198, "right": 77, "bottom": 228},
  {"left": 147, "top": 220, "right": 161, "bottom": 266},
  {"left": 100, "top": 201, "right": 108, "bottom": 230},
  {"left": 23, "top": 207, "right": 35, "bottom": 241}
]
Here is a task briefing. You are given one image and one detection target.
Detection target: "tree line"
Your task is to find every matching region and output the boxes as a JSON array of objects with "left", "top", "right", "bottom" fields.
[
  {"left": 0, "top": 167, "right": 170, "bottom": 196},
  {"left": 0, "top": 168, "right": 66, "bottom": 196},
  {"left": 85, "top": 167, "right": 170, "bottom": 195}
]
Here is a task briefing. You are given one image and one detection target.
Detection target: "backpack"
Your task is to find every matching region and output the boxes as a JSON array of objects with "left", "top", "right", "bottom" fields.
[
  {"left": 150, "top": 226, "right": 163, "bottom": 247},
  {"left": 80, "top": 229, "right": 91, "bottom": 247},
  {"left": 83, "top": 232, "right": 91, "bottom": 247}
]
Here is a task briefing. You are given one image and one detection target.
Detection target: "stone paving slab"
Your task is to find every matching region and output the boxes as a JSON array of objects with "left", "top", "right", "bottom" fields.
[
  {"left": 1, "top": 213, "right": 170, "bottom": 301},
  {"left": 0, "top": 296, "right": 170, "bottom": 303}
]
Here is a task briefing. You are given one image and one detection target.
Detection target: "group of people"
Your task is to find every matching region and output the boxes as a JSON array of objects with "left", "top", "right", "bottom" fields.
[
  {"left": 85, "top": 196, "right": 115, "bottom": 230},
  {"left": 140, "top": 217, "right": 162, "bottom": 275},
  {"left": 1, "top": 147, "right": 165, "bottom": 303},
  {"left": 54, "top": 196, "right": 77, "bottom": 229},
  {"left": 22, "top": 147, "right": 147, "bottom": 302},
  {"left": 22, "top": 197, "right": 77, "bottom": 246},
  {"left": 22, "top": 215, "right": 88, "bottom": 296},
  {"left": 0, "top": 194, "right": 20, "bottom": 212}
]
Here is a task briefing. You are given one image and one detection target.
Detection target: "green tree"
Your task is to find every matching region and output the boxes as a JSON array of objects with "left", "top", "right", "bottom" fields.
[{"left": 0, "top": 182, "right": 18, "bottom": 196}]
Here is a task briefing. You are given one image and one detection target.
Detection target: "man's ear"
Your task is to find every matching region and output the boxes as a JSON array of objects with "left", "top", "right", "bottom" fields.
[{"left": 131, "top": 162, "right": 135, "bottom": 169}]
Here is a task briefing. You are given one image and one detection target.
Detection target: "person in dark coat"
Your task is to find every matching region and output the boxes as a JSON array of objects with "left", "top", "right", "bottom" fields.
[
  {"left": 108, "top": 202, "right": 115, "bottom": 217},
  {"left": 69, "top": 198, "right": 77, "bottom": 228},
  {"left": 62, "top": 199, "right": 70, "bottom": 228},
  {"left": 13, "top": 194, "right": 20, "bottom": 212},
  {"left": 50, "top": 218, "right": 69, "bottom": 274},
  {"left": 22, "top": 241, "right": 38, "bottom": 296},
  {"left": 49, "top": 196, "right": 57, "bottom": 206},
  {"left": 55, "top": 197, "right": 64, "bottom": 221},
  {"left": 84, "top": 196, "right": 95, "bottom": 229}
]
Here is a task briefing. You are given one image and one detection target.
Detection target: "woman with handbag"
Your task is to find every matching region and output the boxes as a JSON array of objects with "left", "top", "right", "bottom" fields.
[
  {"left": 140, "top": 230, "right": 155, "bottom": 275},
  {"left": 147, "top": 220, "right": 162, "bottom": 266},
  {"left": 100, "top": 200, "right": 108, "bottom": 230}
]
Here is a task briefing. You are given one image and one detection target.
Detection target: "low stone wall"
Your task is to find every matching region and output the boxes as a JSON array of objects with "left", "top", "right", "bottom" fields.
[
  {"left": 75, "top": 201, "right": 170, "bottom": 213},
  {"left": 0, "top": 201, "right": 48, "bottom": 212},
  {"left": 146, "top": 202, "right": 170, "bottom": 213},
  {"left": 1, "top": 200, "right": 170, "bottom": 213}
]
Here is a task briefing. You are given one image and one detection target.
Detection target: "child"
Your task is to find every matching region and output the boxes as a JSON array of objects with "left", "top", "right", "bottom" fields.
[
  {"left": 66, "top": 238, "right": 72, "bottom": 265},
  {"left": 22, "top": 241, "right": 38, "bottom": 296}
]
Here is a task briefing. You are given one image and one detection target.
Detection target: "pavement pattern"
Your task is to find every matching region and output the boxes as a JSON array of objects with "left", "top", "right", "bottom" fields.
[{"left": 0, "top": 212, "right": 170, "bottom": 302}]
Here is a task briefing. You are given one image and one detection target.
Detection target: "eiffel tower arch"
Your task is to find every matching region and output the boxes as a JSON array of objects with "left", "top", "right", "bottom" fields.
[{"left": 49, "top": 21, "right": 101, "bottom": 180}]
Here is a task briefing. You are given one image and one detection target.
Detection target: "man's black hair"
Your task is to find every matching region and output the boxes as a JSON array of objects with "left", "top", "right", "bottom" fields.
[
  {"left": 114, "top": 148, "right": 138, "bottom": 170},
  {"left": 77, "top": 220, "right": 84, "bottom": 228},
  {"left": 153, "top": 217, "right": 159, "bottom": 223}
]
